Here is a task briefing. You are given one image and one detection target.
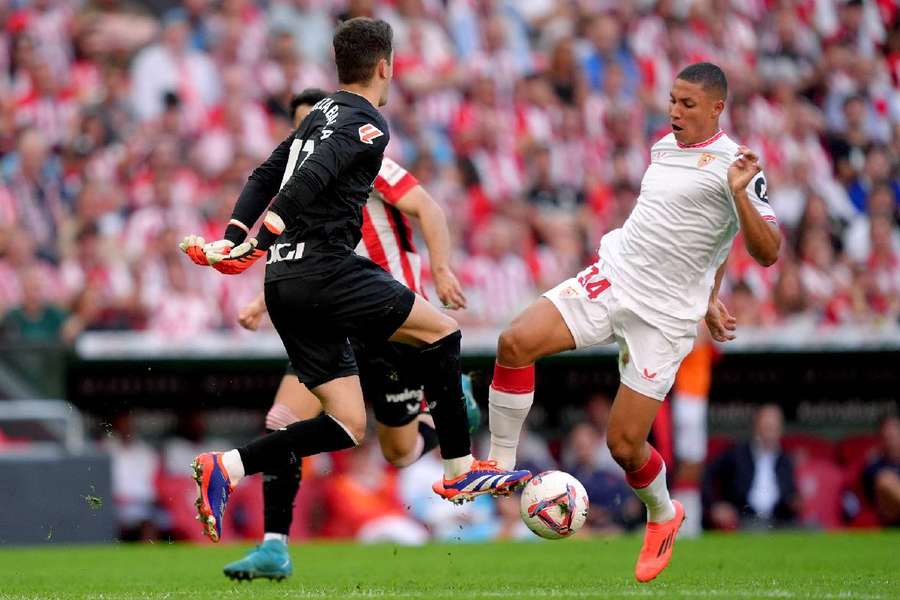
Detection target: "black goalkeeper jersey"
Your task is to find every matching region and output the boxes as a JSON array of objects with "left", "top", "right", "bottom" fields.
[{"left": 242, "top": 91, "right": 389, "bottom": 281}]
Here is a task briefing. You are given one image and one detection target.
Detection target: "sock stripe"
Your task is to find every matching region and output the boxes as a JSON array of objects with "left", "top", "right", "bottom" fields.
[
  {"left": 626, "top": 446, "right": 664, "bottom": 489},
  {"left": 492, "top": 362, "right": 535, "bottom": 394}
]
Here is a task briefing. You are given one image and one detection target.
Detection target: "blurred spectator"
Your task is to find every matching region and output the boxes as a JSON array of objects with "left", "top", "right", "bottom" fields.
[
  {"left": 321, "top": 439, "right": 428, "bottom": 544},
  {"left": 398, "top": 447, "right": 499, "bottom": 542},
  {"left": 102, "top": 412, "right": 161, "bottom": 541},
  {"left": 267, "top": 0, "right": 333, "bottom": 67},
  {"left": 563, "top": 420, "right": 640, "bottom": 533},
  {"left": 0, "top": 128, "right": 68, "bottom": 261},
  {"left": 580, "top": 13, "right": 638, "bottom": 99},
  {"left": 862, "top": 415, "right": 900, "bottom": 527},
  {"left": 129, "top": 9, "right": 220, "bottom": 128},
  {"left": 703, "top": 404, "right": 799, "bottom": 530},
  {"left": 728, "top": 280, "right": 766, "bottom": 328},
  {"left": 457, "top": 217, "right": 535, "bottom": 326},
  {"left": 0, "top": 265, "right": 67, "bottom": 342},
  {"left": 163, "top": 410, "right": 238, "bottom": 476},
  {"left": 493, "top": 494, "right": 532, "bottom": 541}
]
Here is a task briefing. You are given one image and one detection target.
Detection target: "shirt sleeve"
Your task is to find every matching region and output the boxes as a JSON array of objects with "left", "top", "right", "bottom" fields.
[
  {"left": 373, "top": 157, "right": 419, "bottom": 205},
  {"left": 269, "top": 112, "right": 388, "bottom": 222},
  {"left": 746, "top": 171, "right": 777, "bottom": 224},
  {"left": 228, "top": 132, "right": 294, "bottom": 231}
]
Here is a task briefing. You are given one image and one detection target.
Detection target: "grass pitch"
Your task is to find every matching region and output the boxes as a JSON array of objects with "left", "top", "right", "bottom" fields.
[{"left": 0, "top": 532, "right": 897, "bottom": 600}]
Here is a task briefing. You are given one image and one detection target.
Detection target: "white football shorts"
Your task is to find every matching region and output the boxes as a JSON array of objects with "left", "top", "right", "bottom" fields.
[{"left": 542, "top": 260, "right": 696, "bottom": 401}]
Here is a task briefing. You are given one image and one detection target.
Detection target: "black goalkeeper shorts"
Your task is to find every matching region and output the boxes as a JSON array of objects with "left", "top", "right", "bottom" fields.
[
  {"left": 266, "top": 254, "right": 416, "bottom": 390},
  {"left": 284, "top": 338, "right": 424, "bottom": 427}
]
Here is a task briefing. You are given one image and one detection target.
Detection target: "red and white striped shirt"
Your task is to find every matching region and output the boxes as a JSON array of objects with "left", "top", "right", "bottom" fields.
[{"left": 355, "top": 158, "right": 423, "bottom": 294}]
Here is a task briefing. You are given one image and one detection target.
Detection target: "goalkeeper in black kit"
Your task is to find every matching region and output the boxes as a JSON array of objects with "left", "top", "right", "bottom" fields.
[{"left": 179, "top": 17, "right": 531, "bottom": 543}]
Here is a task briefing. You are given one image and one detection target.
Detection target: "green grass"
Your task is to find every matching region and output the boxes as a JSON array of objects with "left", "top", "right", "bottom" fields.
[{"left": 0, "top": 532, "right": 897, "bottom": 600}]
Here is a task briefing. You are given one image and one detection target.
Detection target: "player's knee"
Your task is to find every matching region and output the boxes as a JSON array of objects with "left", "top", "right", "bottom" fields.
[
  {"left": 497, "top": 326, "right": 533, "bottom": 367},
  {"left": 607, "top": 429, "right": 645, "bottom": 471},
  {"left": 381, "top": 442, "right": 413, "bottom": 467},
  {"left": 330, "top": 412, "right": 366, "bottom": 446},
  {"left": 434, "top": 313, "right": 459, "bottom": 339}
]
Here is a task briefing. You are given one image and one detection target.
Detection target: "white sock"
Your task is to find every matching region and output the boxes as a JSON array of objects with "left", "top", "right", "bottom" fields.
[
  {"left": 263, "top": 532, "right": 288, "bottom": 545},
  {"left": 488, "top": 401, "right": 532, "bottom": 470},
  {"left": 443, "top": 454, "right": 474, "bottom": 479},
  {"left": 487, "top": 363, "right": 535, "bottom": 470},
  {"left": 632, "top": 463, "right": 676, "bottom": 523},
  {"left": 221, "top": 449, "right": 245, "bottom": 488},
  {"left": 672, "top": 487, "right": 701, "bottom": 538}
]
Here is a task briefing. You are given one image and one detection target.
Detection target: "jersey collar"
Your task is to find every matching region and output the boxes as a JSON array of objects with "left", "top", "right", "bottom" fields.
[
  {"left": 676, "top": 130, "right": 725, "bottom": 149},
  {"left": 337, "top": 89, "right": 376, "bottom": 108}
]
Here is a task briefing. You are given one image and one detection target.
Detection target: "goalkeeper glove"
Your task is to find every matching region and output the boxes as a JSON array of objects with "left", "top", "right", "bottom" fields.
[
  {"left": 179, "top": 219, "right": 250, "bottom": 266},
  {"left": 179, "top": 235, "right": 234, "bottom": 266},
  {"left": 206, "top": 212, "right": 285, "bottom": 275}
]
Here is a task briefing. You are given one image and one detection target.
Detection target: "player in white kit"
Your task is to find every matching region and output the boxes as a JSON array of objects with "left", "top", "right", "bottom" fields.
[{"left": 485, "top": 63, "right": 781, "bottom": 582}]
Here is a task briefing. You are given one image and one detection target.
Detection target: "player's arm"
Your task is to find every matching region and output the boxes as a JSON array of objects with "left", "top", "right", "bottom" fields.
[
  {"left": 728, "top": 146, "right": 781, "bottom": 267},
  {"left": 179, "top": 134, "right": 294, "bottom": 266},
  {"left": 209, "top": 115, "right": 387, "bottom": 274},
  {"left": 393, "top": 186, "right": 467, "bottom": 310}
]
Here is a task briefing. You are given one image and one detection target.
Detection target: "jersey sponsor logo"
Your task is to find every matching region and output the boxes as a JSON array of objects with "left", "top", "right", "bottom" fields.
[
  {"left": 697, "top": 153, "right": 715, "bottom": 168},
  {"left": 266, "top": 242, "right": 305, "bottom": 264},
  {"left": 384, "top": 388, "right": 424, "bottom": 404},
  {"left": 359, "top": 123, "right": 384, "bottom": 144}
]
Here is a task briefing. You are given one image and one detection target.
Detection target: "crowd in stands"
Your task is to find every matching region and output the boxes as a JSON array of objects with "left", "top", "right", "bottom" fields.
[
  {"left": 97, "top": 404, "right": 898, "bottom": 542},
  {"left": 0, "top": 0, "right": 899, "bottom": 342}
]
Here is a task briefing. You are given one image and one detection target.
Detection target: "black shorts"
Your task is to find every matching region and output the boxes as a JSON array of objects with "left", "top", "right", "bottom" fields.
[
  {"left": 266, "top": 254, "right": 416, "bottom": 390},
  {"left": 284, "top": 339, "right": 424, "bottom": 427}
]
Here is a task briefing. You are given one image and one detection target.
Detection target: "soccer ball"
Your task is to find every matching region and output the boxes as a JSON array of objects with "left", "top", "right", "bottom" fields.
[{"left": 519, "top": 470, "right": 589, "bottom": 540}]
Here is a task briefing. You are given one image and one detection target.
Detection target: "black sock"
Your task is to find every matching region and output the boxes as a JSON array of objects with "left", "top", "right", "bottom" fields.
[
  {"left": 262, "top": 428, "right": 302, "bottom": 536},
  {"left": 238, "top": 414, "right": 356, "bottom": 476},
  {"left": 418, "top": 421, "right": 440, "bottom": 456},
  {"left": 418, "top": 330, "right": 471, "bottom": 459}
]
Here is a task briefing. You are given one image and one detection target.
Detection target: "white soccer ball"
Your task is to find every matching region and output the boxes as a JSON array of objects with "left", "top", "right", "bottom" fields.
[{"left": 519, "top": 470, "right": 589, "bottom": 540}]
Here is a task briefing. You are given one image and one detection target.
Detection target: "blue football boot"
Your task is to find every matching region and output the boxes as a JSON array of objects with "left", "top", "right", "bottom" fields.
[{"left": 223, "top": 539, "right": 293, "bottom": 582}]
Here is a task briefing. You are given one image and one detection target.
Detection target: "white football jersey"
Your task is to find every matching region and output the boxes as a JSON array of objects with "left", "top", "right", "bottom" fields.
[{"left": 599, "top": 131, "right": 776, "bottom": 332}]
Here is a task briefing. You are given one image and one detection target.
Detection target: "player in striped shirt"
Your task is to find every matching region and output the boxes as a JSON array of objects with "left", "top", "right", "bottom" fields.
[{"left": 221, "top": 89, "right": 474, "bottom": 581}]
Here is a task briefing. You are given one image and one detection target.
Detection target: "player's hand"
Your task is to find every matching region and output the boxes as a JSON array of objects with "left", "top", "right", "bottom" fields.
[
  {"left": 727, "top": 146, "right": 762, "bottom": 194},
  {"left": 179, "top": 235, "right": 234, "bottom": 267},
  {"left": 434, "top": 266, "right": 467, "bottom": 310},
  {"left": 207, "top": 238, "right": 267, "bottom": 275},
  {"left": 238, "top": 294, "right": 267, "bottom": 331},
  {"left": 705, "top": 297, "right": 736, "bottom": 342}
]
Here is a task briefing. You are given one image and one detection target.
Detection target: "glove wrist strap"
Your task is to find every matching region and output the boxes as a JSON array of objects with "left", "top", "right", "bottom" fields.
[
  {"left": 255, "top": 211, "right": 285, "bottom": 251},
  {"left": 224, "top": 221, "right": 248, "bottom": 246}
]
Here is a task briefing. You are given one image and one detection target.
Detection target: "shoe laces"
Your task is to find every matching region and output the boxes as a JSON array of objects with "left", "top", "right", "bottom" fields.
[{"left": 471, "top": 459, "right": 501, "bottom": 471}]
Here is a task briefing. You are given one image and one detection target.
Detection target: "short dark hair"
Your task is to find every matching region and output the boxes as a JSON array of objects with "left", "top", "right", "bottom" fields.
[
  {"left": 333, "top": 17, "right": 393, "bottom": 85},
  {"left": 676, "top": 62, "right": 728, "bottom": 100},
  {"left": 290, "top": 88, "right": 329, "bottom": 116}
]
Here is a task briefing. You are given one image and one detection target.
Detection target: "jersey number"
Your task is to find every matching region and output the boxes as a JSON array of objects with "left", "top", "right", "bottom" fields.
[
  {"left": 279, "top": 139, "right": 315, "bottom": 190},
  {"left": 577, "top": 265, "right": 611, "bottom": 300}
]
